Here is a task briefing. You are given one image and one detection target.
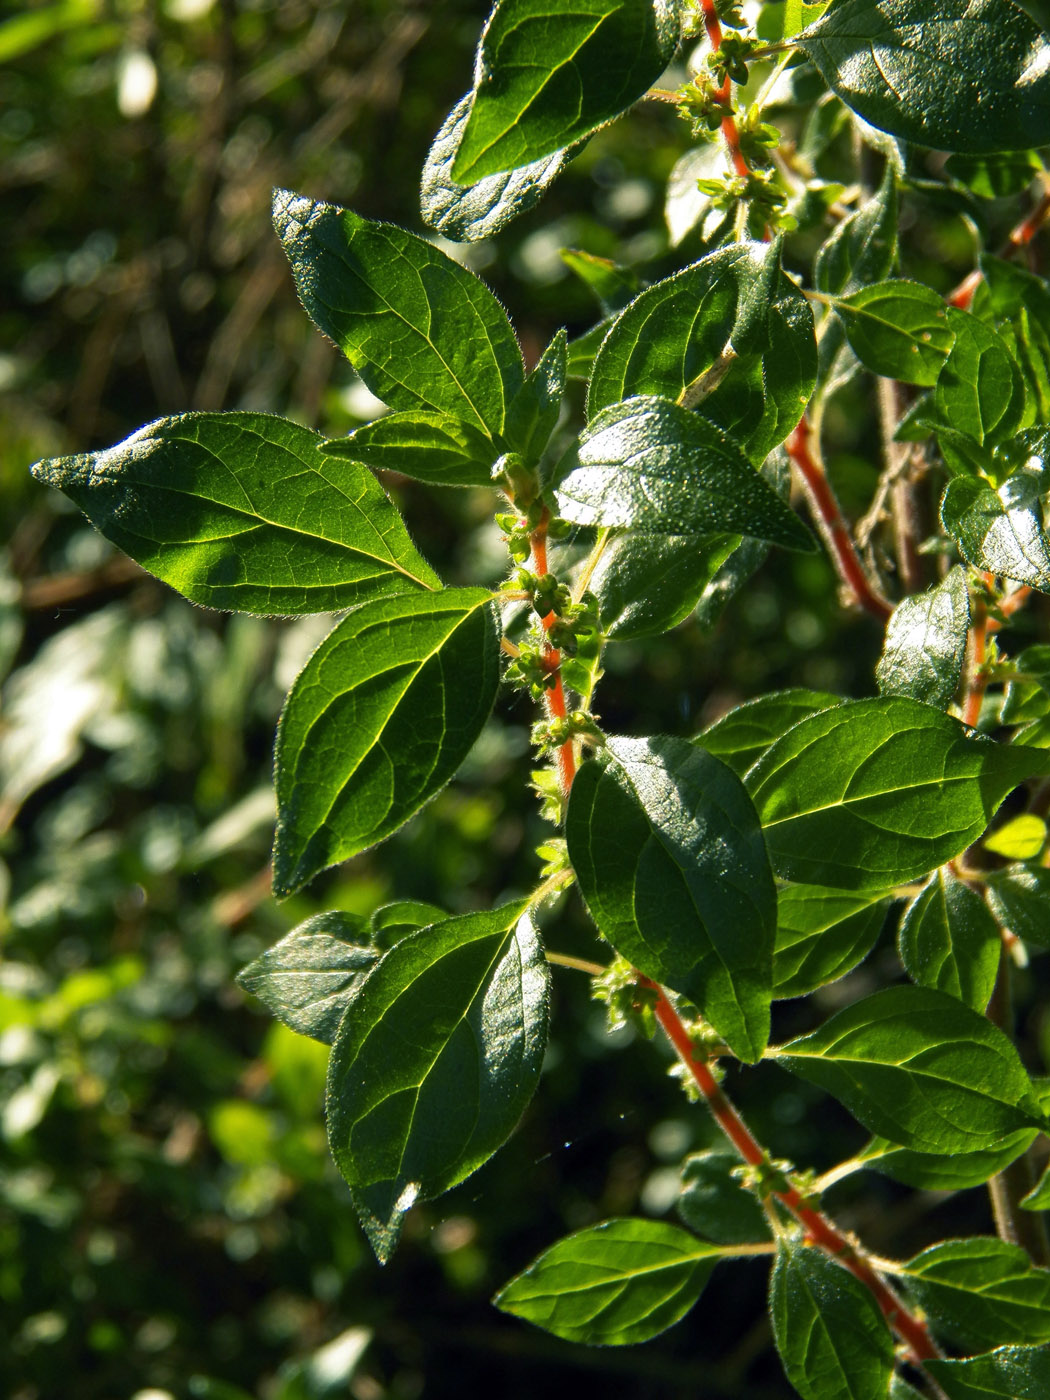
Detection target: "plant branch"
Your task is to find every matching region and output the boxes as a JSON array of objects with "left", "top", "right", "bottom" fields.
[{"left": 530, "top": 508, "right": 577, "bottom": 794}]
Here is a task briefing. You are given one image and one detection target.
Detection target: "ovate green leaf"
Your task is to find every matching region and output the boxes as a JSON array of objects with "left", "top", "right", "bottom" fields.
[
  {"left": 697, "top": 688, "right": 842, "bottom": 777},
  {"left": 31, "top": 413, "right": 440, "bottom": 614},
  {"left": 746, "top": 696, "right": 1050, "bottom": 890},
  {"left": 503, "top": 328, "right": 567, "bottom": 464},
  {"left": 898, "top": 868, "right": 1001, "bottom": 1012},
  {"left": 452, "top": 0, "right": 681, "bottom": 183},
  {"left": 927, "top": 1344, "right": 1050, "bottom": 1400},
  {"left": 272, "top": 190, "right": 524, "bottom": 436},
  {"left": 941, "top": 466, "right": 1050, "bottom": 592},
  {"left": 678, "top": 1150, "right": 772, "bottom": 1244},
  {"left": 863, "top": 1131, "right": 1037, "bottom": 1190},
  {"left": 876, "top": 566, "right": 969, "bottom": 710},
  {"left": 273, "top": 588, "right": 500, "bottom": 896},
  {"left": 591, "top": 532, "right": 740, "bottom": 641},
  {"left": 828, "top": 280, "right": 953, "bottom": 386},
  {"left": 326, "top": 904, "right": 547, "bottom": 1261},
  {"left": 774, "top": 885, "right": 889, "bottom": 999},
  {"left": 494, "top": 1218, "right": 720, "bottom": 1345},
  {"left": 566, "top": 735, "right": 776, "bottom": 1061},
  {"left": 814, "top": 165, "right": 898, "bottom": 295},
  {"left": 777, "top": 985, "right": 1044, "bottom": 1153},
  {"left": 322, "top": 411, "right": 496, "bottom": 488},
  {"left": 986, "top": 864, "right": 1050, "bottom": 948},
  {"left": 934, "top": 308, "right": 1024, "bottom": 447},
  {"left": 898, "top": 1238, "right": 1050, "bottom": 1350}
]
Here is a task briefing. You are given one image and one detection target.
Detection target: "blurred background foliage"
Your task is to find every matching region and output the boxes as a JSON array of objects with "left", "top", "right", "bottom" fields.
[{"left": 2, "top": 2, "right": 1044, "bottom": 1398}]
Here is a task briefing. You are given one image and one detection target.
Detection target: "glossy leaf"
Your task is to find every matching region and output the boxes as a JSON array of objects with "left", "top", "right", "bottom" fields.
[
  {"left": 588, "top": 241, "right": 816, "bottom": 465},
  {"left": 326, "top": 904, "right": 548, "bottom": 1261},
  {"left": 31, "top": 413, "right": 440, "bottom": 614},
  {"left": 678, "top": 1151, "right": 771, "bottom": 1244},
  {"left": 591, "top": 532, "right": 740, "bottom": 641},
  {"left": 236, "top": 912, "right": 377, "bottom": 1044},
  {"left": 814, "top": 166, "right": 898, "bottom": 295},
  {"left": 774, "top": 886, "right": 889, "bottom": 999},
  {"left": 745, "top": 696, "right": 1050, "bottom": 890},
  {"left": 864, "top": 1131, "right": 1038, "bottom": 1191},
  {"left": 927, "top": 1345, "right": 1050, "bottom": 1400},
  {"left": 898, "top": 1238, "right": 1050, "bottom": 1350},
  {"left": 798, "top": 0, "right": 1050, "bottom": 154},
  {"left": 986, "top": 865, "right": 1050, "bottom": 948},
  {"left": 876, "top": 566, "right": 969, "bottom": 710},
  {"left": 898, "top": 869, "right": 1001, "bottom": 1012},
  {"left": 941, "top": 466, "right": 1050, "bottom": 592},
  {"left": 503, "top": 329, "right": 567, "bottom": 464},
  {"left": 934, "top": 308, "right": 1024, "bottom": 447},
  {"left": 777, "top": 985, "right": 1044, "bottom": 1154},
  {"left": 369, "top": 900, "right": 447, "bottom": 945},
  {"left": 493, "top": 1218, "right": 720, "bottom": 1345},
  {"left": 554, "top": 395, "right": 815, "bottom": 550},
  {"left": 272, "top": 190, "right": 524, "bottom": 436},
  {"left": 828, "top": 280, "right": 953, "bottom": 386},
  {"left": 697, "top": 688, "right": 842, "bottom": 778},
  {"left": 452, "top": 0, "right": 681, "bottom": 183},
  {"left": 566, "top": 734, "right": 777, "bottom": 1061},
  {"left": 273, "top": 588, "right": 500, "bottom": 896},
  {"left": 421, "top": 94, "right": 573, "bottom": 242},
  {"left": 322, "top": 411, "right": 496, "bottom": 489},
  {"left": 770, "top": 1239, "right": 895, "bottom": 1400}
]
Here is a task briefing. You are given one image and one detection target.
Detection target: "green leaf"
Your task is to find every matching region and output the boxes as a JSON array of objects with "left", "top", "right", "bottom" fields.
[
  {"left": 827, "top": 279, "right": 953, "bottom": 386},
  {"left": 326, "top": 904, "right": 547, "bottom": 1261},
  {"left": 560, "top": 249, "right": 640, "bottom": 316},
  {"left": 567, "top": 317, "right": 615, "bottom": 381},
  {"left": 678, "top": 1151, "right": 772, "bottom": 1245},
  {"left": 591, "top": 532, "right": 740, "bottom": 641},
  {"left": 236, "top": 912, "right": 377, "bottom": 1044},
  {"left": 876, "top": 566, "right": 969, "bottom": 710},
  {"left": 554, "top": 395, "right": 815, "bottom": 551},
  {"left": 452, "top": 0, "right": 681, "bottom": 183},
  {"left": 664, "top": 145, "right": 724, "bottom": 247},
  {"left": 814, "top": 166, "right": 898, "bottom": 295},
  {"left": 933, "top": 309, "right": 1024, "bottom": 448},
  {"left": 1022, "top": 1163, "right": 1050, "bottom": 1209},
  {"left": 864, "top": 1131, "right": 1038, "bottom": 1190},
  {"left": 322, "top": 411, "right": 497, "bottom": 489},
  {"left": 798, "top": 0, "right": 1050, "bottom": 154},
  {"left": 503, "top": 329, "right": 567, "bottom": 464},
  {"left": 898, "top": 869, "right": 1001, "bottom": 1012},
  {"left": 566, "top": 734, "right": 777, "bottom": 1061},
  {"left": 745, "top": 696, "right": 1050, "bottom": 890},
  {"left": 898, "top": 1238, "right": 1050, "bottom": 1350},
  {"left": 984, "top": 814, "right": 1047, "bottom": 861},
  {"left": 947, "top": 150, "right": 1044, "bottom": 200},
  {"left": 776, "top": 985, "right": 1044, "bottom": 1154},
  {"left": 273, "top": 588, "right": 500, "bottom": 896},
  {"left": 986, "top": 864, "right": 1050, "bottom": 948},
  {"left": 697, "top": 688, "right": 842, "bottom": 778},
  {"left": 369, "top": 900, "right": 446, "bottom": 945},
  {"left": 774, "top": 886, "right": 889, "bottom": 999},
  {"left": 927, "top": 1344, "right": 1050, "bottom": 1400},
  {"left": 272, "top": 190, "right": 525, "bottom": 437},
  {"left": 974, "top": 255, "right": 1050, "bottom": 327},
  {"left": 757, "top": 0, "right": 831, "bottom": 42},
  {"left": 30, "top": 413, "right": 440, "bottom": 614},
  {"left": 588, "top": 241, "right": 816, "bottom": 466},
  {"left": 770, "top": 1239, "right": 895, "bottom": 1400},
  {"left": 493, "top": 1218, "right": 721, "bottom": 1345},
  {"left": 941, "top": 466, "right": 1050, "bottom": 592},
  {"left": 421, "top": 94, "right": 574, "bottom": 242}
]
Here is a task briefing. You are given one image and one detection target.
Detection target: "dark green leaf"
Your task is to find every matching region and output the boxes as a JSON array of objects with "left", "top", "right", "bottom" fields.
[
  {"left": 697, "top": 688, "right": 842, "bottom": 778},
  {"left": 694, "top": 534, "right": 768, "bottom": 628},
  {"left": 934, "top": 309, "right": 1024, "bottom": 447},
  {"left": 876, "top": 566, "right": 969, "bottom": 709},
  {"left": 236, "top": 912, "right": 376, "bottom": 1044},
  {"left": 588, "top": 241, "right": 816, "bottom": 466},
  {"left": 592, "top": 532, "right": 740, "bottom": 641},
  {"left": 493, "top": 1218, "right": 720, "bottom": 1345},
  {"left": 421, "top": 94, "right": 573, "bottom": 242},
  {"left": 814, "top": 166, "right": 898, "bottom": 295},
  {"left": 503, "top": 329, "right": 567, "bottom": 464},
  {"left": 774, "top": 886, "right": 889, "bottom": 999},
  {"left": 30, "top": 413, "right": 440, "bottom": 614},
  {"left": 678, "top": 1151, "right": 772, "bottom": 1245},
  {"left": 1022, "top": 1163, "right": 1050, "bottom": 1209},
  {"left": 746, "top": 696, "right": 1050, "bottom": 890},
  {"left": 828, "top": 280, "right": 953, "bottom": 386},
  {"left": 898, "top": 1238, "right": 1050, "bottom": 1350},
  {"left": 927, "top": 1344, "right": 1050, "bottom": 1400},
  {"left": 864, "top": 1131, "right": 1037, "bottom": 1190},
  {"left": 941, "top": 466, "right": 1050, "bottom": 592},
  {"left": 322, "top": 411, "right": 496, "bottom": 489},
  {"left": 898, "top": 869, "right": 1001, "bottom": 1012},
  {"left": 560, "top": 249, "right": 640, "bottom": 316},
  {"left": 272, "top": 190, "right": 524, "bottom": 437},
  {"left": 326, "top": 904, "right": 548, "bottom": 1261},
  {"left": 947, "top": 150, "right": 1044, "bottom": 200},
  {"left": 566, "top": 734, "right": 776, "bottom": 1061},
  {"left": 798, "top": 0, "right": 1050, "bottom": 154},
  {"left": 369, "top": 900, "right": 447, "bottom": 945},
  {"left": 554, "top": 395, "right": 815, "bottom": 550},
  {"left": 777, "top": 985, "right": 1044, "bottom": 1153},
  {"left": 273, "top": 588, "right": 500, "bottom": 896},
  {"left": 986, "top": 865, "right": 1050, "bottom": 948},
  {"left": 1001, "top": 308, "right": 1050, "bottom": 431},
  {"left": 973, "top": 256, "right": 1050, "bottom": 327},
  {"left": 567, "top": 317, "right": 615, "bottom": 381},
  {"left": 770, "top": 1239, "right": 895, "bottom": 1400},
  {"left": 452, "top": 0, "right": 681, "bottom": 183}
]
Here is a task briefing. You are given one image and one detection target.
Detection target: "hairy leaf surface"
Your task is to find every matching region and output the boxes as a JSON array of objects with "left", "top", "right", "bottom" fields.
[
  {"left": 986, "top": 865, "right": 1050, "bottom": 947},
  {"left": 322, "top": 412, "right": 496, "bottom": 488},
  {"left": 863, "top": 1132, "right": 1038, "bottom": 1191},
  {"left": 898, "top": 869, "right": 1001, "bottom": 1012},
  {"left": 697, "top": 688, "right": 842, "bottom": 777},
  {"left": 814, "top": 166, "right": 898, "bottom": 296},
  {"left": 828, "top": 280, "right": 953, "bottom": 385},
  {"left": 774, "top": 886, "right": 889, "bottom": 999},
  {"left": 927, "top": 1344, "right": 1050, "bottom": 1399},
  {"left": 941, "top": 466, "right": 1050, "bottom": 592},
  {"left": 898, "top": 1238, "right": 1050, "bottom": 1350},
  {"left": 876, "top": 567, "right": 969, "bottom": 710},
  {"left": 591, "top": 532, "right": 740, "bottom": 641},
  {"left": 678, "top": 1151, "right": 772, "bottom": 1244}
]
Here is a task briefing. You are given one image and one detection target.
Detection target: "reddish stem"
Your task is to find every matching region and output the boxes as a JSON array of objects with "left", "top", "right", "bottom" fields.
[
  {"left": 787, "top": 418, "right": 893, "bottom": 622},
  {"left": 530, "top": 513, "right": 577, "bottom": 794},
  {"left": 948, "top": 188, "right": 1050, "bottom": 308},
  {"left": 962, "top": 592, "right": 989, "bottom": 728},
  {"left": 642, "top": 978, "right": 942, "bottom": 1366},
  {"left": 697, "top": 0, "right": 752, "bottom": 183}
]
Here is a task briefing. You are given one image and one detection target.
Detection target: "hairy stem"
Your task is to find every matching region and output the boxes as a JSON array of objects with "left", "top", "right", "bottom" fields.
[{"left": 530, "top": 509, "right": 577, "bottom": 794}]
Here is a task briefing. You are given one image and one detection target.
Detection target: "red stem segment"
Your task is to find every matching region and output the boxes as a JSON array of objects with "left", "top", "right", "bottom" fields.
[
  {"left": 787, "top": 419, "right": 893, "bottom": 622},
  {"left": 530, "top": 511, "right": 577, "bottom": 794},
  {"left": 642, "top": 977, "right": 942, "bottom": 1365},
  {"left": 948, "top": 188, "right": 1050, "bottom": 309},
  {"left": 698, "top": 0, "right": 751, "bottom": 180}
]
